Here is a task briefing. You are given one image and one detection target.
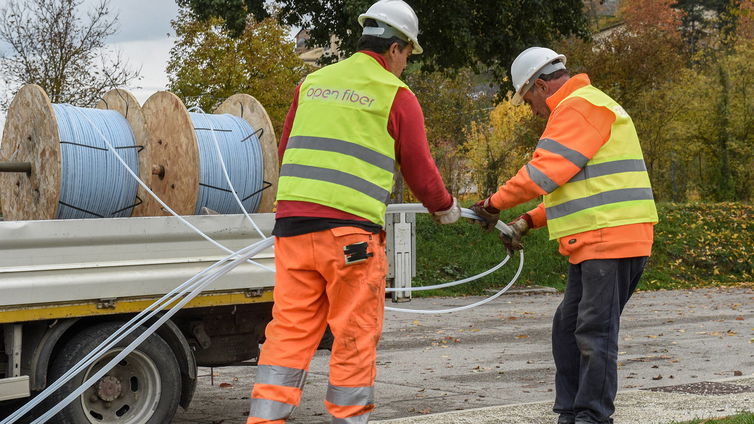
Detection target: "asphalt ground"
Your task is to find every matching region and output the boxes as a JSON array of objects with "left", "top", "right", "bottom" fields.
[{"left": 173, "top": 286, "right": 754, "bottom": 424}]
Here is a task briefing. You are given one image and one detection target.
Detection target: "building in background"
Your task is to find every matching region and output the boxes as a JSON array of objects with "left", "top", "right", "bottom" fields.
[{"left": 294, "top": 29, "right": 343, "bottom": 67}]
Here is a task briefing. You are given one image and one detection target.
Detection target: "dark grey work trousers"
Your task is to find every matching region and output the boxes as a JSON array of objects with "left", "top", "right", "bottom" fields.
[{"left": 552, "top": 257, "right": 648, "bottom": 424}]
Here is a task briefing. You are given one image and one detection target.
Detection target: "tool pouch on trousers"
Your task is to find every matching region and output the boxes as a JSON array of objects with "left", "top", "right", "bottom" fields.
[{"left": 344, "top": 241, "right": 373, "bottom": 265}]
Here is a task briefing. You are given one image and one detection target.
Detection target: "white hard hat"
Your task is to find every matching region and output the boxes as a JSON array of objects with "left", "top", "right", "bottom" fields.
[
  {"left": 358, "top": 0, "right": 423, "bottom": 54},
  {"left": 510, "top": 47, "right": 567, "bottom": 105}
]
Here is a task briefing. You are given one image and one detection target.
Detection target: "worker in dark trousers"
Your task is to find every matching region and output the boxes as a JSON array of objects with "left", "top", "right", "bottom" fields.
[{"left": 472, "top": 47, "right": 658, "bottom": 424}]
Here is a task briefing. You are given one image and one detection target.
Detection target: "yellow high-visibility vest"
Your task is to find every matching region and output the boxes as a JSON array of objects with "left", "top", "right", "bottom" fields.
[
  {"left": 544, "top": 85, "right": 659, "bottom": 240},
  {"left": 276, "top": 52, "right": 408, "bottom": 226}
]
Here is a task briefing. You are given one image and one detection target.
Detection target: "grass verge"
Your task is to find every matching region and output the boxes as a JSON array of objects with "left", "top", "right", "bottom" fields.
[
  {"left": 410, "top": 201, "right": 753, "bottom": 296},
  {"left": 667, "top": 412, "right": 754, "bottom": 423}
]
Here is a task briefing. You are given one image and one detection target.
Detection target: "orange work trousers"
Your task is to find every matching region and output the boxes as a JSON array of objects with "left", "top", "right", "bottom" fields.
[{"left": 247, "top": 226, "right": 387, "bottom": 424}]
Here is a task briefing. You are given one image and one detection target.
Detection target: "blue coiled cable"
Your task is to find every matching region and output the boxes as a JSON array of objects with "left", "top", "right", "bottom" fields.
[
  {"left": 190, "top": 112, "right": 264, "bottom": 214},
  {"left": 53, "top": 104, "right": 140, "bottom": 219}
]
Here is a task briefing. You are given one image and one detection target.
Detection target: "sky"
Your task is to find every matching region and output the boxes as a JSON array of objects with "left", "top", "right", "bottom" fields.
[{"left": 0, "top": 0, "right": 182, "bottom": 138}]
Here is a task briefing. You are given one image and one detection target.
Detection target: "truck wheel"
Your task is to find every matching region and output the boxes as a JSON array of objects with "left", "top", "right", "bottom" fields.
[{"left": 47, "top": 322, "right": 181, "bottom": 424}]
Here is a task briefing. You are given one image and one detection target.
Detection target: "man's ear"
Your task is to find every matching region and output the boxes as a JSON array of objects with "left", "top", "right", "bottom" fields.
[
  {"left": 533, "top": 79, "right": 547, "bottom": 94},
  {"left": 388, "top": 42, "right": 400, "bottom": 56}
]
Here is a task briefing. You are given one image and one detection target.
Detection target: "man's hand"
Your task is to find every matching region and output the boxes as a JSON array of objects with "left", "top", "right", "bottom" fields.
[
  {"left": 469, "top": 197, "right": 500, "bottom": 231},
  {"left": 500, "top": 217, "right": 530, "bottom": 254},
  {"left": 431, "top": 197, "right": 461, "bottom": 225}
]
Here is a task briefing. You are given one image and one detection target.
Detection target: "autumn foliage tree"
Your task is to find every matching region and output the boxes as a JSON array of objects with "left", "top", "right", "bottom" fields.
[
  {"left": 403, "top": 68, "right": 491, "bottom": 197},
  {"left": 167, "top": 10, "right": 308, "bottom": 135},
  {"left": 463, "top": 96, "right": 541, "bottom": 197}
]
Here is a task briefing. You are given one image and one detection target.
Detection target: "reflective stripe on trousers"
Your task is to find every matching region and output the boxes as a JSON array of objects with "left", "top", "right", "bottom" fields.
[
  {"left": 247, "top": 365, "right": 307, "bottom": 423},
  {"left": 326, "top": 384, "right": 375, "bottom": 421}
]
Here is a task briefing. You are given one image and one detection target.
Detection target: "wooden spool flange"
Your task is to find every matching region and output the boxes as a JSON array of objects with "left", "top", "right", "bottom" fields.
[
  {"left": 140, "top": 91, "right": 199, "bottom": 216},
  {"left": 214, "top": 94, "right": 278, "bottom": 213},
  {"left": 96, "top": 89, "right": 150, "bottom": 216},
  {"left": 0, "top": 84, "right": 61, "bottom": 221}
]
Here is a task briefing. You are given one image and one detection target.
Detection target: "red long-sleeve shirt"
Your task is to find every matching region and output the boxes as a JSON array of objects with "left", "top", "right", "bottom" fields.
[
  {"left": 276, "top": 50, "right": 452, "bottom": 222},
  {"left": 489, "top": 74, "right": 653, "bottom": 264}
]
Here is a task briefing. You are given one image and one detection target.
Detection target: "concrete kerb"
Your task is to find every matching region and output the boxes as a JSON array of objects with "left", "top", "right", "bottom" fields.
[{"left": 372, "top": 376, "right": 754, "bottom": 424}]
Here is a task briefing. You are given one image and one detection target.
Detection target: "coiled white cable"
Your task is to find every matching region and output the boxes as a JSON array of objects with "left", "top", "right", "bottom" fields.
[{"left": 383, "top": 204, "right": 524, "bottom": 314}]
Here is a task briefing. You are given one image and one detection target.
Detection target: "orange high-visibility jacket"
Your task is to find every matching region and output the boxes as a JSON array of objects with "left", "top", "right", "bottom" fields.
[{"left": 490, "top": 74, "right": 654, "bottom": 264}]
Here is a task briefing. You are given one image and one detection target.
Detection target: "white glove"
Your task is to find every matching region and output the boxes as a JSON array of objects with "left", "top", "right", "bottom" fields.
[{"left": 431, "top": 197, "right": 461, "bottom": 225}]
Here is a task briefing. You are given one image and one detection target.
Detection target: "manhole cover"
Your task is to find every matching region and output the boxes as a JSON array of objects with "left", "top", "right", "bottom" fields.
[{"left": 644, "top": 381, "right": 754, "bottom": 395}]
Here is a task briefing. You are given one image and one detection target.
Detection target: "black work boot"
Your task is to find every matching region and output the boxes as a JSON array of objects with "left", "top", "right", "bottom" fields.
[{"left": 558, "top": 415, "right": 575, "bottom": 424}]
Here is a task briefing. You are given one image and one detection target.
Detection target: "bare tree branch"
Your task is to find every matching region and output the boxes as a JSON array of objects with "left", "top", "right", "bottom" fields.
[{"left": 0, "top": 0, "right": 139, "bottom": 109}]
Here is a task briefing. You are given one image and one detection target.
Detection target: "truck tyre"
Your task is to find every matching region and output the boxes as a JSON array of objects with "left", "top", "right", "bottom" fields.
[{"left": 46, "top": 322, "right": 181, "bottom": 424}]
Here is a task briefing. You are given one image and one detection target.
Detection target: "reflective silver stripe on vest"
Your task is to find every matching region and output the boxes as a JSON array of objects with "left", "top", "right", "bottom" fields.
[
  {"left": 280, "top": 164, "right": 391, "bottom": 204},
  {"left": 546, "top": 187, "right": 655, "bottom": 220},
  {"left": 255, "top": 365, "right": 307, "bottom": 388},
  {"left": 332, "top": 412, "right": 371, "bottom": 424},
  {"left": 249, "top": 398, "right": 296, "bottom": 421},
  {"left": 537, "top": 138, "right": 589, "bottom": 168},
  {"left": 288, "top": 136, "right": 395, "bottom": 173},
  {"left": 526, "top": 163, "right": 558, "bottom": 193},
  {"left": 326, "top": 384, "right": 374, "bottom": 406},
  {"left": 569, "top": 159, "right": 647, "bottom": 182}
]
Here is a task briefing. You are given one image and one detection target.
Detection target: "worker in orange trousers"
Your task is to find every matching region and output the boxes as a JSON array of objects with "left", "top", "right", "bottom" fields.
[{"left": 246, "top": 1, "right": 460, "bottom": 422}]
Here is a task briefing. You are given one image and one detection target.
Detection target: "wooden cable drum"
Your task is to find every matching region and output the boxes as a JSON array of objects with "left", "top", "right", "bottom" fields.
[
  {"left": 96, "top": 89, "right": 150, "bottom": 216},
  {"left": 0, "top": 85, "right": 145, "bottom": 221},
  {"left": 0, "top": 84, "right": 61, "bottom": 220},
  {"left": 140, "top": 91, "right": 199, "bottom": 216},
  {"left": 214, "top": 94, "right": 278, "bottom": 213}
]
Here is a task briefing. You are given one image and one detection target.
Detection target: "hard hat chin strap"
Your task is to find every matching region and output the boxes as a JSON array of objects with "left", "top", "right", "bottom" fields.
[{"left": 362, "top": 20, "right": 410, "bottom": 43}]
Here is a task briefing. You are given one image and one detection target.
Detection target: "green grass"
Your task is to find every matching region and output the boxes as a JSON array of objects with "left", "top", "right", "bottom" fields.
[
  {"left": 410, "top": 201, "right": 754, "bottom": 296},
  {"left": 667, "top": 412, "right": 754, "bottom": 423}
]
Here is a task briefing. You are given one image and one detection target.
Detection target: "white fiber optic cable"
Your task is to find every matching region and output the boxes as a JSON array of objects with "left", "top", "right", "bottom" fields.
[
  {"left": 385, "top": 250, "right": 524, "bottom": 314},
  {"left": 29, "top": 237, "right": 274, "bottom": 424},
  {"left": 383, "top": 204, "right": 525, "bottom": 313},
  {"left": 0, "top": 240, "right": 269, "bottom": 424}
]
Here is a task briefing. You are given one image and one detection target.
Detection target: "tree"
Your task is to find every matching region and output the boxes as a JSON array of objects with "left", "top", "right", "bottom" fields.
[
  {"left": 0, "top": 0, "right": 139, "bottom": 108},
  {"left": 404, "top": 68, "right": 491, "bottom": 196},
  {"left": 463, "top": 95, "right": 542, "bottom": 197},
  {"left": 166, "top": 10, "right": 308, "bottom": 135},
  {"left": 175, "top": 0, "right": 591, "bottom": 95}
]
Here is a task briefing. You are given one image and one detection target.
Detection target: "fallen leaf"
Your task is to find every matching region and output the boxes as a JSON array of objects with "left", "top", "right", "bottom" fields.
[
  {"left": 734, "top": 370, "right": 743, "bottom": 376},
  {"left": 219, "top": 382, "right": 233, "bottom": 388}
]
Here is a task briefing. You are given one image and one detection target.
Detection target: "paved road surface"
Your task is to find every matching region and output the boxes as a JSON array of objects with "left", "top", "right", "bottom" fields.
[{"left": 174, "top": 287, "right": 754, "bottom": 423}]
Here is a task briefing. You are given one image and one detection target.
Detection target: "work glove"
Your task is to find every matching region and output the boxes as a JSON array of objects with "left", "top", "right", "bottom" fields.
[
  {"left": 469, "top": 197, "right": 500, "bottom": 231},
  {"left": 500, "top": 216, "right": 530, "bottom": 255},
  {"left": 431, "top": 197, "right": 461, "bottom": 225}
]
